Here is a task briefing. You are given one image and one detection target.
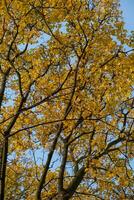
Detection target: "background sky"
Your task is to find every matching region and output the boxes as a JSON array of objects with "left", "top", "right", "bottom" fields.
[
  {"left": 16, "top": 0, "right": 134, "bottom": 170},
  {"left": 120, "top": 0, "right": 134, "bottom": 169},
  {"left": 120, "top": 0, "right": 134, "bottom": 31}
]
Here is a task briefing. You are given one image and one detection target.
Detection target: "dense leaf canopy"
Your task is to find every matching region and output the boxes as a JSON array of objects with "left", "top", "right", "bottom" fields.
[{"left": 0, "top": 0, "right": 134, "bottom": 199}]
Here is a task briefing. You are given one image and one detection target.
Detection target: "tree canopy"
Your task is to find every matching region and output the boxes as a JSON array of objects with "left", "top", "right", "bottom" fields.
[{"left": 0, "top": 0, "right": 134, "bottom": 199}]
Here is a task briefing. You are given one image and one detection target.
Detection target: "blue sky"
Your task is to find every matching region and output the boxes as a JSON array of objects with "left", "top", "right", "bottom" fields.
[
  {"left": 14, "top": 0, "right": 134, "bottom": 171},
  {"left": 120, "top": 0, "right": 134, "bottom": 31}
]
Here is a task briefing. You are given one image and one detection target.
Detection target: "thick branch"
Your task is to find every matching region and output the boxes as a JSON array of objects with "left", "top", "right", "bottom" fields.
[
  {"left": 0, "top": 68, "right": 11, "bottom": 110},
  {"left": 35, "top": 124, "right": 63, "bottom": 200},
  {"left": 58, "top": 141, "right": 68, "bottom": 192},
  {"left": 65, "top": 167, "right": 85, "bottom": 199}
]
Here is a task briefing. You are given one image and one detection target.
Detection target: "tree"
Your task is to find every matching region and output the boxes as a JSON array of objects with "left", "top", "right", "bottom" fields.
[{"left": 0, "top": 0, "right": 134, "bottom": 199}]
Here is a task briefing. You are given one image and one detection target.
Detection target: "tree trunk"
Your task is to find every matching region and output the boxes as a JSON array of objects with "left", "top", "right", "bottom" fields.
[{"left": 0, "top": 138, "right": 8, "bottom": 200}]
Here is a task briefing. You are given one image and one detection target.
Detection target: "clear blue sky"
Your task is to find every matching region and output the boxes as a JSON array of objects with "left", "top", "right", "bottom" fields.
[{"left": 120, "top": 0, "right": 134, "bottom": 31}]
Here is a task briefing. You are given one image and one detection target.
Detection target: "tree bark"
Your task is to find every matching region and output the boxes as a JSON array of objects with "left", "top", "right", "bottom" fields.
[{"left": 0, "top": 137, "right": 8, "bottom": 200}]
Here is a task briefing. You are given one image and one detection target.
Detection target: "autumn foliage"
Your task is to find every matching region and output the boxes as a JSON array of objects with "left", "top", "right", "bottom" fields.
[{"left": 0, "top": 0, "right": 134, "bottom": 199}]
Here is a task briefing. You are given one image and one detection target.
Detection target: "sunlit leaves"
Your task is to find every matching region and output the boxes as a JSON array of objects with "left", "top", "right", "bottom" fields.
[{"left": 0, "top": 0, "right": 134, "bottom": 199}]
